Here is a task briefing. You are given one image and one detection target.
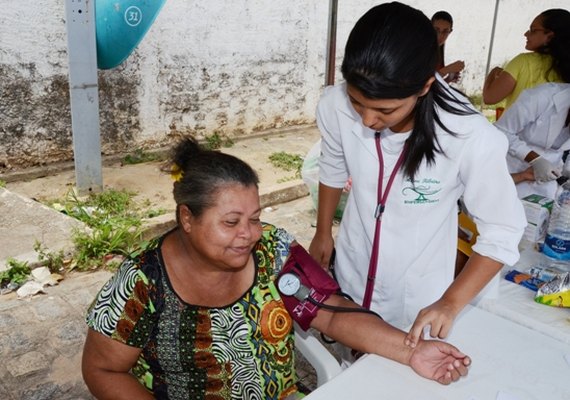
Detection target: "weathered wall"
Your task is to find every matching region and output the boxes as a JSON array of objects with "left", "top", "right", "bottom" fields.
[{"left": 0, "top": 0, "right": 568, "bottom": 170}]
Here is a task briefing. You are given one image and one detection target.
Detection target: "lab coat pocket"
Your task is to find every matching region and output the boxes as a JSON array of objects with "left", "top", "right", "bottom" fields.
[{"left": 403, "top": 268, "right": 451, "bottom": 328}]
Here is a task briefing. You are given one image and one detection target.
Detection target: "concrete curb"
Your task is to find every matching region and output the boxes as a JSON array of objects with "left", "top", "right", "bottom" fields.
[
  {"left": 2, "top": 181, "right": 310, "bottom": 271},
  {"left": 0, "top": 125, "right": 316, "bottom": 184},
  {"left": 140, "top": 182, "right": 309, "bottom": 240}
]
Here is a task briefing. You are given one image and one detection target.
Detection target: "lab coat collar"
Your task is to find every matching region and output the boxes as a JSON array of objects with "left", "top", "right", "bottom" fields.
[{"left": 335, "top": 82, "right": 379, "bottom": 160}]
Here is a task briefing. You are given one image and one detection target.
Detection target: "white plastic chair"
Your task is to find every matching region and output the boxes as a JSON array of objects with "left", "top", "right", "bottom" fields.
[{"left": 294, "top": 322, "right": 342, "bottom": 387}]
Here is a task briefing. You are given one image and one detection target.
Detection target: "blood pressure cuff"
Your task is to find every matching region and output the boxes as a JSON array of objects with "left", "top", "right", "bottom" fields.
[{"left": 277, "top": 245, "right": 340, "bottom": 330}]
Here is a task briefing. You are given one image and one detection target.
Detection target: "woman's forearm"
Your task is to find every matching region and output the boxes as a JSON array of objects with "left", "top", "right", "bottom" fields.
[
  {"left": 312, "top": 295, "right": 414, "bottom": 365},
  {"left": 441, "top": 252, "right": 503, "bottom": 312},
  {"left": 314, "top": 183, "right": 343, "bottom": 236},
  {"left": 83, "top": 370, "right": 154, "bottom": 400}
]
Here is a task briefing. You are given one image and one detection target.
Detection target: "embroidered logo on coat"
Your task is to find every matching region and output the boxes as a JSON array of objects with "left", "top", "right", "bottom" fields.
[{"left": 402, "top": 178, "right": 441, "bottom": 204}]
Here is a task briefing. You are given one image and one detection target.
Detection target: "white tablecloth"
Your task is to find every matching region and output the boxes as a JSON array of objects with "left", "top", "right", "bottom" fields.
[
  {"left": 474, "top": 248, "right": 570, "bottom": 345},
  {"left": 306, "top": 305, "right": 570, "bottom": 400}
]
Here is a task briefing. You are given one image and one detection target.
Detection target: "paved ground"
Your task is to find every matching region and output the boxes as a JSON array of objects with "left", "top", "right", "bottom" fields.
[{"left": 0, "top": 127, "right": 340, "bottom": 399}]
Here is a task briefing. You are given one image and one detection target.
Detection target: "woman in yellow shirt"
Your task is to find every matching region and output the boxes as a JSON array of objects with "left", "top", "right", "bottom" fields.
[{"left": 483, "top": 9, "right": 570, "bottom": 109}]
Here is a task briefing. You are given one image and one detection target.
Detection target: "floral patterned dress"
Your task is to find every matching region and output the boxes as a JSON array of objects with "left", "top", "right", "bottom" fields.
[{"left": 86, "top": 223, "right": 299, "bottom": 399}]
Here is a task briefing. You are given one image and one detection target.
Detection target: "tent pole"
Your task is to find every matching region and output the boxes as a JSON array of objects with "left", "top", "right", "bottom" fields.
[
  {"left": 64, "top": 0, "right": 103, "bottom": 194},
  {"left": 483, "top": 0, "right": 500, "bottom": 110},
  {"left": 325, "top": 0, "right": 338, "bottom": 86}
]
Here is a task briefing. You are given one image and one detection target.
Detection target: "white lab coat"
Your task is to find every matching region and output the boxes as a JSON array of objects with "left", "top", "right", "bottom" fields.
[
  {"left": 495, "top": 83, "right": 570, "bottom": 200},
  {"left": 317, "top": 81, "right": 526, "bottom": 329}
]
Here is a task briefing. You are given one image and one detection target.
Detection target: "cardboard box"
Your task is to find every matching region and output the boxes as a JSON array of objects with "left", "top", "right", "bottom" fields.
[{"left": 521, "top": 194, "right": 554, "bottom": 243}]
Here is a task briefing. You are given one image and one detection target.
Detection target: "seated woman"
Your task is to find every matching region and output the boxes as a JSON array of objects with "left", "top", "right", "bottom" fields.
[
  {"left": 483, "top": 9, "right": 569, "bottom": 110},
  {"left": 81, "top": 136, "right": 471, "bottom": 399},
  {"left": 431, "top": 11, "right": 464, "bottom": 83}
]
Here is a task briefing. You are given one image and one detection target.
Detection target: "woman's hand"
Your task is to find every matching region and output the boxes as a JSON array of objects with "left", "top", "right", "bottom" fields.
[
  {"left": 439, "top": 60, "right": 464, "bottom": 82},
  {"left": 511, "top": 167, "right": 535, "bottom": 184},
  {"left": 308, "top": 233, "right": 335, "bottom": 268},
  {"left": 447, "top": 60, "right": 464, "bottom": 73},
  {"left": 409, "top": 339, "right": 471, "bottom": 385},
  {"left": 404, "top": 298, "right": 460, "bottom": 348}
]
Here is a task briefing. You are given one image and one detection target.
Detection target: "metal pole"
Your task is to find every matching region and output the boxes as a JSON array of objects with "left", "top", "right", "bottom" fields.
[
  {"left": 483, "top": 0, "right": 500, "bottom": 110},
  {"left": 325, "top": 0, "right": 338, "bottom": 86},
  {"left": 64, "top": 0, "right": 103, "bottom": 194}
]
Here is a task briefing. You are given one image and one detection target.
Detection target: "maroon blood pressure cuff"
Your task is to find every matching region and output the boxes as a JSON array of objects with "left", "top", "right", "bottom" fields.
[{"left": 277, "top": 245, "right": 340, "bottom": 330}]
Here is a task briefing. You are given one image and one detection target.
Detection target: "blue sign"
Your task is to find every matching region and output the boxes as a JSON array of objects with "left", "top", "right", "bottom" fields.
[{"left": 95, "top": 0, "right": 166, "bottom": 69}]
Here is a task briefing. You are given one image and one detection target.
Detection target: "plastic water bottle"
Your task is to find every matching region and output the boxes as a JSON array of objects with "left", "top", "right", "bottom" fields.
[{"left": 541, "top": 184, "right": 570, "bottom": 273}]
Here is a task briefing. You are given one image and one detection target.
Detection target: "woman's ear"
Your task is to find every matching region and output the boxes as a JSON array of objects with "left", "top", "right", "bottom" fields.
[
  {"left": 178, "top": 204, "right": 193, "bottom": 233},
  {"left": 419, "top": 76, "right": 436, "bottom": 97}
]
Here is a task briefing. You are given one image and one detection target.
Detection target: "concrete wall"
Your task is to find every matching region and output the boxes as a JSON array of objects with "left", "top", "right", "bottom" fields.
[{"left": 0, "top": 0, "right": 567, "bottom": 169}]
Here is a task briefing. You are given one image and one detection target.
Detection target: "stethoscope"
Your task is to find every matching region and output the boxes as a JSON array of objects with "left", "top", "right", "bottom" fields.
[{"left": 361, "top": 131, "right": 408, "bottom": 309}]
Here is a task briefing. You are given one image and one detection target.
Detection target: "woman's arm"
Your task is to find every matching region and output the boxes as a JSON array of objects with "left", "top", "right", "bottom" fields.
[
  {"left": 82, "top": 329, "right": 154, "bottom": 400},
  {"left": 483, "top": 67, "right": 516, "bottom": 105},
  {"left": 405, "top": 252, "right": 502, "bottom": 347},
  {"left": 309, "top": 183, "right": 343, "bottom": 267},
  {"left": 438, "top": 60, "right": 464, "bottom": 77},
  {"left": 310, "top": 295, "right": 471, "bottom": 385},
  {"left": 511, "top": 167, "right": 535, "bottom": 184}
]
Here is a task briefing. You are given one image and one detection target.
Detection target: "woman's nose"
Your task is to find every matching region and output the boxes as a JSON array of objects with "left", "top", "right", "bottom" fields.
[
  {"left": 238, "top": 223, "right": 252, "bottom": 239},
  {"left": 360, "top": 108, "right": 377, "bottom": 128}
]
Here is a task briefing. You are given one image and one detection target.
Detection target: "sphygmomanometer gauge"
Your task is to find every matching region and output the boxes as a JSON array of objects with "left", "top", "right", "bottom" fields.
[{"left": 278, "top": 273, "right": 301, "bottom": 296}]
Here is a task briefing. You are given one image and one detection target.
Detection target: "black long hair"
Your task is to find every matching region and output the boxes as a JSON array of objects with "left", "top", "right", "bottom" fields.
[
  {"left": 540, "top": 9, "right": 570, "bottom": 83},
  {"left": 341, "top": 2, "right": 473, "bottom": 181}
]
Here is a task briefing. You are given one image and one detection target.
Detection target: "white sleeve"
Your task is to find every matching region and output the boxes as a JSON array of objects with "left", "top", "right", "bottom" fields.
[
  {"left": 494, "top": 89, "right": 545, "bottom": 161},
  {"left": 316, "top": 87, "right": 349, "bottom": 189},
  {"left": 460, "top": 124, "right": 527, "bottom": 266}
]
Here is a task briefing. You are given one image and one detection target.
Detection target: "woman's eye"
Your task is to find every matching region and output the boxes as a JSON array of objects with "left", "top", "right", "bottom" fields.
[
  {"left": 225, "top": 220, "right": 239, "bottom": 226},
  {"left": 250, "top": 218, "right": 261, "bottom": 224}
]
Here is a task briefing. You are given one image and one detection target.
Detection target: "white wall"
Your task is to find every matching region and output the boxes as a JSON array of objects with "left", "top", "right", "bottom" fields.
[
  {"left": 0, "top": 0, "right": 567, "bottom": 169},
  {"left": 333, "top": 0, "right": 569, "bottom": 96}
]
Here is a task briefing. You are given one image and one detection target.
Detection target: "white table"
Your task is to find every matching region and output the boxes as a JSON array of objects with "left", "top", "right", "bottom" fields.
[
  {"left": 474, "top": 248, "right": 570, "bottom": 345},
  {"left": 306, "top": 305, "right": 570, "bottom": 400}
]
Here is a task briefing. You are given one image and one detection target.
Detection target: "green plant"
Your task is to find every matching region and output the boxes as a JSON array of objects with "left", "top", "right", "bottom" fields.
[
  {"left": 0, "top": 258, "right": 31, "bottom": 287},
  {"left": 34, "top": 241, "right": 65, "bottom": 273},
  {"left": 203, "top": 132, "right": 234, "bottom": 150},
  {"left": 122, "top": 148, "right": 162, "bottom": 165},
  {"left": 268, "top": 152, "right": 304, "bottom": 178},
  {"left": 277, "top": 176, "right": 298, "bottom": 184},
  {"left": 0, "top": 179, "right": 6, "bottom": 188},
  {"left": 49, "top": 189, "right": 151, "bottom": 271}
]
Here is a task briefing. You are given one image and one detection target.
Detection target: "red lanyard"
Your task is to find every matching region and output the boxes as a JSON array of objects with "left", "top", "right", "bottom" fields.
[{"left": 362, "top": 132, "right": 408, "bottom": 309}]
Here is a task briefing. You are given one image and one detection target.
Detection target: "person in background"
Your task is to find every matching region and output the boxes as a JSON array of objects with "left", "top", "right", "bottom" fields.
[
  {"left": 308, "top": 2, "right": 526, "bottom": 361},
  {"left": 81, "top": 136, "right": 471, "bottom": 400},
  {"left": 495, "top": 82, "right": 570, "bottom": 199},
  {"left": 431, "top": 11, "right": 464, "bottom": 83},
  {"left": 483, "top": 9, "right": 570, "bottom": 110}
]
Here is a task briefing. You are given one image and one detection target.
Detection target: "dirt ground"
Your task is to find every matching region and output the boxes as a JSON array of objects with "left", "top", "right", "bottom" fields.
[{"left": 5, "top": 127, "right": 321, "bottom": 214}]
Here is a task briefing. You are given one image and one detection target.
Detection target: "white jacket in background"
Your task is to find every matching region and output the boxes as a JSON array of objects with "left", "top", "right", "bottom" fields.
[{"left": 495, "top": 83, "right": 570, "bottom": 199}]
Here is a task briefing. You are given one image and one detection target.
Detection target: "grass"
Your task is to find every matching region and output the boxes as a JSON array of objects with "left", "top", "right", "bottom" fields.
[
  {"left": 122, "top": 148, "right": 163, "bottom": 165},
  {"left": 46, "top": 189, "right": 164, "bottom": 271},
  {"left": 34, "top": 241, "right": 66, "bottom": 273},
  {"left": 268, "top": 152, "right": 304, "bottom": 180},
  {"left": 202, "top": 132, "right": 234, "bottom": 150},
  {"left": 0, "top": 258, "right": 31, "bottom": 287}
]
